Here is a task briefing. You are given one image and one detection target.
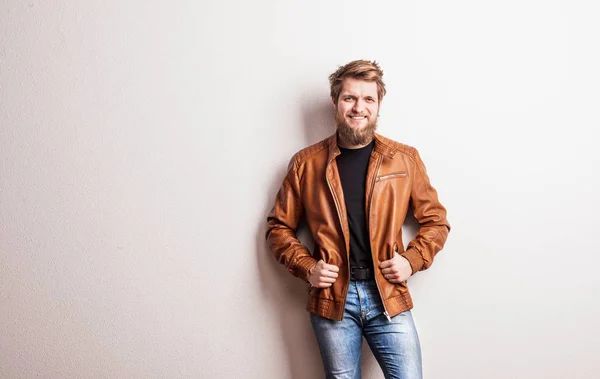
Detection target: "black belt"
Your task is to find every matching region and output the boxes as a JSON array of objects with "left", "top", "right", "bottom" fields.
[{"left": 350, "top": 267, "right": 374, "bottom": 281}]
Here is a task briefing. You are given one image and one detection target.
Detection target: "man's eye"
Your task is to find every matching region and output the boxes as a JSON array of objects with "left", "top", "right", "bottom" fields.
[
  {"left": 344, "top": 97, "right": 353, "bottom": 101},
  {"left": 366, "top": 98, "right": 375, "bottom": 102}
]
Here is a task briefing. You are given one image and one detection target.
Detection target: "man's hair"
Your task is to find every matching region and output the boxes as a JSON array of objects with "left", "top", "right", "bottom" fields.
[{"left": 328, "top": 60, "right": 387, "bottom": 102}]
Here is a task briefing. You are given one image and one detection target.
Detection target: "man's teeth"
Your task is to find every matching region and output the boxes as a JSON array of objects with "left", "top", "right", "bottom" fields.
[{"left": 350, "top": 116, "right": 366, "bottom": 119}]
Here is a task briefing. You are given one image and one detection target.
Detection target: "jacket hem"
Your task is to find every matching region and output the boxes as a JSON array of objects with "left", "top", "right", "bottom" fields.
[{"left": 306, "top": 292, "right": 414, "bottom": 321}]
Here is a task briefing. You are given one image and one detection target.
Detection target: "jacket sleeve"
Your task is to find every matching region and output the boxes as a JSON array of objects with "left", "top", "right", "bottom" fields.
[
  {"left": 265, "top": 156, "right": 318, "bottom": 282},
  {"left": 400, "top": 147, "right": 451, "bottom": 274}
]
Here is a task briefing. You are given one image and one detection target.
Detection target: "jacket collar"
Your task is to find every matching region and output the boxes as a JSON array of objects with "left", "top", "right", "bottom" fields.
[{"left": 327, "top": 132, "right": 397, "bottom": 163}]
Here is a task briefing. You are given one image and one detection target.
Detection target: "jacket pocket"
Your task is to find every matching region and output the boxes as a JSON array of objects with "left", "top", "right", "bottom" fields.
[{"left": 376, "top": 172, "right": 407, "bottom": 182}]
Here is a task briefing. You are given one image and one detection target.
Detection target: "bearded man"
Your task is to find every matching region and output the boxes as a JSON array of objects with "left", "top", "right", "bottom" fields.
[{"left": 266, "top": 60, "right": 450, "bottom": 379}]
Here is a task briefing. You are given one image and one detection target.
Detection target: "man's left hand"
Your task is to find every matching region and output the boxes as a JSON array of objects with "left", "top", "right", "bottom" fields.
[{"left": 379, "top": 253, "right": 412, "bottom": 283}]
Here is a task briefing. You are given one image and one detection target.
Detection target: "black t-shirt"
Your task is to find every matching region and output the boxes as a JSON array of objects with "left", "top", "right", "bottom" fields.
[{"left": 336, "top": 141, "right": 375, "bottom": 270}]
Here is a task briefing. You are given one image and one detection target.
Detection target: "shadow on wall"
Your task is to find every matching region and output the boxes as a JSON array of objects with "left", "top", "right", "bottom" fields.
[
  {"left": 301, "top": 96, "right": 336, "bottom": 144},
  {"left": 254, "top": 96, "right": 333, "bottom": 379}
]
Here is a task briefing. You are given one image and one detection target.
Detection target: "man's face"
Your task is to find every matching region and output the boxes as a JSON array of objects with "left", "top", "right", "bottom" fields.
[{"left": 334, "top": 78, "right": 380, "bottom": 147}]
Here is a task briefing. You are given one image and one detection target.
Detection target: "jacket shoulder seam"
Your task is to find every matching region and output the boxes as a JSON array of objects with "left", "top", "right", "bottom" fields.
[
  {"left": 291, "top": 137, "right": 330, "bottom": 168},
  {"left": 376, "top": 135, "right": 418, "bottom": 162}
]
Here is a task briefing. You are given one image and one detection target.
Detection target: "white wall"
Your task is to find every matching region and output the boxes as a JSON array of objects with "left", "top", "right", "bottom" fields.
[{"left": 1, "top": 1, "right": 599, "bottom": 378}]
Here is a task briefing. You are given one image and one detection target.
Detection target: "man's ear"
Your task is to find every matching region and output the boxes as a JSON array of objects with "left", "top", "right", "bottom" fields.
[{"left": 331, "top": 97, "right": 337, "bottom": 108}]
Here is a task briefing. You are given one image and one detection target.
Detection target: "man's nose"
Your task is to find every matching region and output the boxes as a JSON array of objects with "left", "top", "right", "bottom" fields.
[{"left": 353, "top": 99, "right": 365, "bottom": 113}]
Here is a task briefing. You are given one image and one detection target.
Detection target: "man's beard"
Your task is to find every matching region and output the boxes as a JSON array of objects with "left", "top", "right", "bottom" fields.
[{"left": 335, "top": 113, "right": 378, "bottom": 147}]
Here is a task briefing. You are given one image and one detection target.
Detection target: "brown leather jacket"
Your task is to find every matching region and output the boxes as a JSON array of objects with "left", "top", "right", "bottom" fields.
[{"left": 266, "top": 133, "right": 450, "bottom": 321}]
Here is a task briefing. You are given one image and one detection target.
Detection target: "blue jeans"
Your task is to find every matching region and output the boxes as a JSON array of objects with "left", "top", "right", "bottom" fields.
[{"left": 310, "top": 280, "right": 422, "bottom": 379}]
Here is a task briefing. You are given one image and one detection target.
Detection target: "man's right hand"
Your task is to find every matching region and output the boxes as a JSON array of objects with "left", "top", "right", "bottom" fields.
[{"left": 308, "top": 260, "right": 339, "bottom": 288}]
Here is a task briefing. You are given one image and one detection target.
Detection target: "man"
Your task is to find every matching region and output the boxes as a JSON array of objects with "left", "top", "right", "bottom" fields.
[{"left": 266, "top": 60, "right": 450, "bottom": 379}]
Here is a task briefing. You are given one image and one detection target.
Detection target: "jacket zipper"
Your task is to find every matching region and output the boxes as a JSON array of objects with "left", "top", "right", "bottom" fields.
[
  {"left": 376, "top": 172, "right": 406, "bottom": 181},
  {"left": 367, "top": 155, "right": 392, "bottom": 322},
  {"left": 325, "top": 162, "right": 350, "bottom": 321}
]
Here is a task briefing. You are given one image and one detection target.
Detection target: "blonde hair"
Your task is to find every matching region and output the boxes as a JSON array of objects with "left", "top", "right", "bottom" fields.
[{"left": 329, "top": 60, "right": 386, "bottom": 102}]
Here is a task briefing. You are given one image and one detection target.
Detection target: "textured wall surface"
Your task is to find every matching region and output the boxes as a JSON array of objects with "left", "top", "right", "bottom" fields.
[{"left": 1, "top": 0, "right": 599, "bottom": 378}]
